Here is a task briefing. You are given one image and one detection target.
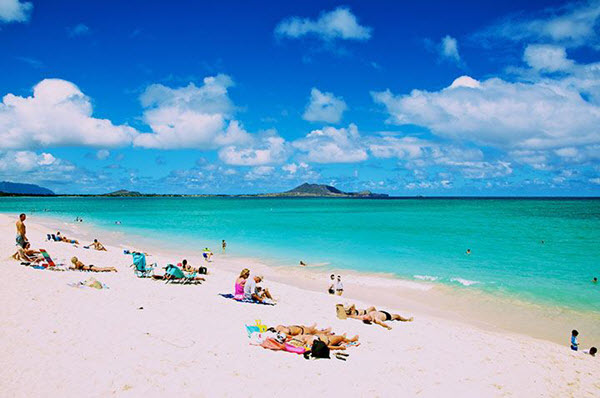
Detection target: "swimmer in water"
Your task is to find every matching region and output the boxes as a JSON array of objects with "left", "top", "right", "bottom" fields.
[
  {"left": 593, "top": 277, "right": 598, "bottom": 284},
  {"left": 300, "top": 261, "right": 306, "bottom": 266},
  {"left": 466, "top": 249, "right": 471, "bottom": 255}
]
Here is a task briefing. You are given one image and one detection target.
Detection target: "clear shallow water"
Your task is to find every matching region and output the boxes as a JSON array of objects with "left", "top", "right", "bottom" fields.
[{"left": 2, "top": 197, "right": 599, "bottom": 312}]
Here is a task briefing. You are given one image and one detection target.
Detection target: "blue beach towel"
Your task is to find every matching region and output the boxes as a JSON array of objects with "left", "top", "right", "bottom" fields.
[{"left": 219, "top": 293, "right": 276, "bottom": 306}]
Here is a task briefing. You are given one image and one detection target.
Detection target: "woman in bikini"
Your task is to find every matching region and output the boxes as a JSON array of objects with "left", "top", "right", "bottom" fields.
[
  {"left": 360, "top": 310, "right": 413, "bottom": 330},
  {"left": 70, "top": 257, "right": 118, "bottom": 272},
  {"left": 345, "top": 304, "right": 378, "bottom": 318},
  {"left": 273, "top": 323, "right": 332, "bottom": 336},
  {"left": 290, "top": 333, "right": 359, "bottom": 350}
]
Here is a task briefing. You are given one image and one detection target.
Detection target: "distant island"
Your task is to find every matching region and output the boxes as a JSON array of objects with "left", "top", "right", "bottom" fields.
[
  {"left": 250, "top": 183, "right": 389, "bottom": 198},
  {"left": 102, "top": 190, "right": 143, "bottom": 197},
  {"left": 0, "top": 182, "right": 389, "bottom": 198}
]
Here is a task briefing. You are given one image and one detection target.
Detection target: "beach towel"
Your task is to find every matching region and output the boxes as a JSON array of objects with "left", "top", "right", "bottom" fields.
[
  {"left": 261, "top": 338, "right": 286, "bottom": 351},
  {"left": 219, "top": 293, "right": 275, "bottom": 306},
  {"left": 68, "top": 277, "right": 109, "bottom": 290}
]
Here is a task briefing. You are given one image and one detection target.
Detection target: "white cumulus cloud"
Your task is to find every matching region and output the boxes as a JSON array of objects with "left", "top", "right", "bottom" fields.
[
  {"left": 218, "top": 133, "right": 289, "bottom": 166},
  {"left": 0, "top": 0, "right": 32, "bottom": 23},
  {"left": 0, "top": 79, "right": 138, "bottom": 149},
  {"left": 523, "top": 44, "right": 574, "bottom": 72},
  {"left": 372, "top": 75, "right": 600, "bottom": 150},
  {"left": 293, "top": 123, "right": 368, "bottom": 163},
  {"left": 134, "top": 75, "right": 252, "bottom": 149},
  {"left": 303, "top": 88, "right": 347, "bottom": 123},
  {"left": 275, "top": 6, "right": 372, "bottom": 41}
]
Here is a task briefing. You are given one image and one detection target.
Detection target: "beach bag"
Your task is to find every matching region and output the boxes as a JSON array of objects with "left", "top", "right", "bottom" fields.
[
  {"left": 261, "top": 338, "right": 285, "bottom": 351},
  {"left": 198, "top": 266, "right": 207, "bottom": 274},
  {"left": 304, "top": 340, "right": 330, "bottom": 359},
  {"left": 336, "top": 304, "right": 347, "bottom": 320}
]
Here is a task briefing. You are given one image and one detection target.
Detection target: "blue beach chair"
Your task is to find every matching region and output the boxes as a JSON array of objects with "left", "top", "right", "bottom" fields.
[
  {"left": 131, "top": 252, "right": 155, "bottom": 278},
  {"left": 164, "top": 264, "right": 202, "bottom": 285}
]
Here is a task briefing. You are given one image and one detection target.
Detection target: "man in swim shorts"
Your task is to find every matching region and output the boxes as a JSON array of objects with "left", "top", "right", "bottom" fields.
[{"left": 16, "top": 213, "right": 27, "bottom": 248}]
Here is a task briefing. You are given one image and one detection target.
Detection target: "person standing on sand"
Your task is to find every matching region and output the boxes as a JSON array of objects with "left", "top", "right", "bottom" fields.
[
  {"left": 16, "top": 213, "right": 28, "bottom": 248},
  {"left": 336, "top": 275, "right": 344, "bottom": 296},
  {"left": 222, "top": 240, "right": 227, "bottom": 252}
]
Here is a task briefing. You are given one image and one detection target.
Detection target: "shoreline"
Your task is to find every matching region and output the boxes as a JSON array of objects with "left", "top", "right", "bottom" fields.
[{"left": 11, "top": 211, "right": 600, "bottom": 346}]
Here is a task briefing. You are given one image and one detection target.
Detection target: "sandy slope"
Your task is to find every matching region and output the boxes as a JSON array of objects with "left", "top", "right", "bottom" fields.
[{"left": 0, "top": 213, "right": 598, "bottom": 397}]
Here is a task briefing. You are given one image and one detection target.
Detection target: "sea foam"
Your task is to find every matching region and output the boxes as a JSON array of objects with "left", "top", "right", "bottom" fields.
[{"left": 450, "top": 278, "right": 480, "bottom": 286}]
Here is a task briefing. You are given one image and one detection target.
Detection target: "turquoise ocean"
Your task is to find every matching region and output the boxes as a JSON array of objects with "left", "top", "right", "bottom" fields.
[{"left": 1, "top": 197, "right": 599, "bottom": 313}]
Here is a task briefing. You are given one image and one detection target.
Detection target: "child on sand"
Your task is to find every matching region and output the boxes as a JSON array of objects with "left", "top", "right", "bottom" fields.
[{"left": 571, "top": 330, "right": 579, "bottom": 351}]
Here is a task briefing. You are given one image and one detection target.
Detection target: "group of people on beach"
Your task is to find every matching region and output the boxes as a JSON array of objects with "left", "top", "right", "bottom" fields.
[
  {"left": 328, "top": 274, "right": 344, "bottom": 296},
  {"left": 13, "top": 213, "right": 115, "bottom": 272},
  {"left": 234, "top": 268, "right": 274, "bottom": 304},
  {"left": 12, "top": 213, "right": 597, "bottom": 360},
  {"left": 571, "top": 330, "right": 596, "bottom": 357}
]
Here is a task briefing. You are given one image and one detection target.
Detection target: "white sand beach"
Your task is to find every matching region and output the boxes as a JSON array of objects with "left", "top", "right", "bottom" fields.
[{"left": 1, "top": 213, "right": 599, "bottom": 397}]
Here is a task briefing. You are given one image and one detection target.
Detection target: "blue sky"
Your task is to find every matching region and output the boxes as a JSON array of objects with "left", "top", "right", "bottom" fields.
[{"left": 1, "top": 0, "right": 599, "bottom": 195}]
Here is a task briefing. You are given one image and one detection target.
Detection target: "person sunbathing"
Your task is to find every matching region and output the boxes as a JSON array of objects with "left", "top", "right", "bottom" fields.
[
  {"left": 345, "top": 304, "right": 378, "bottom": 318},
  {"left": 57, "top": 232, "right": 79, "bottom": 245},
  {"left": 273, "top": 323, "right": 332, "bottom": 336},
  {"left": 70, "top": 256, "right": 117, "bottom": 272},
  {"left": 359, "top": 310, "right": 413, "bottom": 330},
  {"left": 88, "top": 239, "right": 107, "bottom": 251},
  {"left": 291, "top": 333, "right": 359, "bottom": 351}
]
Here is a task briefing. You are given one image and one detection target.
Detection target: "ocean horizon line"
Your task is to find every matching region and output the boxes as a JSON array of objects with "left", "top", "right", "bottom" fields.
[{"left": 1, "top": 193, "right": 600, "bottom": 199}]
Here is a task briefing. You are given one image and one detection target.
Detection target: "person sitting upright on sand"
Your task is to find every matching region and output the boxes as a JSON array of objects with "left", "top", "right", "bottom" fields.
[
  {"left": 244, "top": 275, "right": 273, "bottom": 303},
  {"left": 88, "top": 239, "right": 107, "bottom": 251},
  {"left": 12, "top": 242, "right": 43, "bottom": 264},
  {"left": 70, "top": 256, "right": 117, "bottom": 272}
]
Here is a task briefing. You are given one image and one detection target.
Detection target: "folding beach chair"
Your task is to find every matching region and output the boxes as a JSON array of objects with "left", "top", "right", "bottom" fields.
[
  {"left": 165, "top": 265, "right": 201, "bottom": 285},
  {"left": 131, "top": 252, "right": 155, "bottom": 278},
  {"left": 38, "top": 249, "right": 56, "bottom": 268}
]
